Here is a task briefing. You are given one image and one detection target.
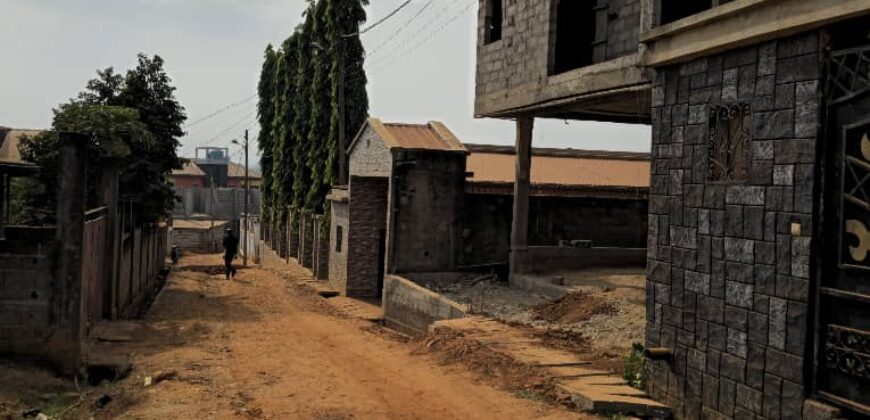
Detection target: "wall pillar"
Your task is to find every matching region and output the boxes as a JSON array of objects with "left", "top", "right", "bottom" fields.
[
  {"left": 97, "top": 162, "right": 120, "bottom": 319},
  {"left": 50, "top": 132, "right": 88, "bottom": 374},
  {"left": 509, "top": 116, "right": 533, "bottom": 279}
]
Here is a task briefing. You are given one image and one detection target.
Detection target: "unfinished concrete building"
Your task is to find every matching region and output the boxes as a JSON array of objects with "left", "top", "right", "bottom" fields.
[{"left": 640, "top": 1, "right": 870, "bottom": 418}]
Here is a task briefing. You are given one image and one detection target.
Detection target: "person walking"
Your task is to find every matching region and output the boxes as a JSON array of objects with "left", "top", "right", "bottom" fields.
[{"left": 223, "top": 228, "right": 239, "bottom": 279}]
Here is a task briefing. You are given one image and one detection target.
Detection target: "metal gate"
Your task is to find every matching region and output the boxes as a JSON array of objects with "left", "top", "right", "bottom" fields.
[{"left": 816, "top": 44, "right": 870, "bottom": 415}]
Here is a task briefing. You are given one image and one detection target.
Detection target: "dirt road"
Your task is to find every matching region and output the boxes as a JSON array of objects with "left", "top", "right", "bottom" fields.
[{"left": 79, "top": 253, "right": 579, "bottom": 419}]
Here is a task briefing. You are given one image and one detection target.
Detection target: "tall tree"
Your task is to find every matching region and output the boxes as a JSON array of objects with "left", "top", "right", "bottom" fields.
[
  {"left": 327, "top": 0, "right": 369, "bottom": 189},
  {"left": 292, "top": 2, "right": 315, "bottom": 212},
  {"left": 257, "top": 45, "right": 278, "bottom": 224},
  {"left": 269, "top": 47, "right": 287, "bottom": 226},
  {"left": 274, "top": 34, "right": 299, "bottom": 219},
  {"left": 306, "top": 0, "right": 333, "bottom": 210}
]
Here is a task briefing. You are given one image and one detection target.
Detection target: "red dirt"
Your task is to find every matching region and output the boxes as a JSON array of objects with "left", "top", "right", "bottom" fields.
[{"left": 52, "top": 253, "right": 581, "bottom": 419}]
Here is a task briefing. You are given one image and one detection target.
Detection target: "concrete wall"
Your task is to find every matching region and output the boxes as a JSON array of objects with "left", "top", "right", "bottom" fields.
[
  {"left": 329, "top": 201, "right": 350, "bottom": 293},
  {"left": 645, "top": 31, "right": 821, "bottom": 419},
  {"left": 173, "top": 223, "right": 227, "bottom": 254},
  {"left": 346, "top": 177, "right": 389, "bottom": 298},
  {"left": 172, "top": 187, "right": 260, "bottom": 220},
  {"left": 389, "top": 150, "right": 466, "bottom": 273},
  {"left": 382, "top": 275, "right": 467, "bottom": 336},
  {"left": 349, "top": 125, "right": 392, "bottom": 178},
  {"left": 462, "top": 193, "right": 649, "bottom": 266},
  {"left": 0, "top": 251, "right": 55, "bottom": 361},
  {"left": 517, "top": 246, "right": 647, "bottom": 273},
  {"left": 475, "top": 0, "right": 648, "bottom": 117},
  {"left": 312, "top": 215, "right": 329, "bottom": 280}
]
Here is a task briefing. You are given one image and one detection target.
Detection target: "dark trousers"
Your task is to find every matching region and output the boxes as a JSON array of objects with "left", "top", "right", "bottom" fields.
[{"left": 224, "top": 255, "right": 237, "bottom": 278}]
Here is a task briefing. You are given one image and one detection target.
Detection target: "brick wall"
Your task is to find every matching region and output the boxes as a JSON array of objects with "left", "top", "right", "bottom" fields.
[
  {"left": 347, "top": 176, "right": 389, "bottom": 298},
  {"left": 645, "top": 31, "right": 821, "bottom": 419},
  {"left": 389, "top": 150, "right": 466, "bottom": 273}
]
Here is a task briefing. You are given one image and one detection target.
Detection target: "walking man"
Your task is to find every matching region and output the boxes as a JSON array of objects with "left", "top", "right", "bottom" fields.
[{"left": 223, "top": 228, "right": 239, "bottom": 279}]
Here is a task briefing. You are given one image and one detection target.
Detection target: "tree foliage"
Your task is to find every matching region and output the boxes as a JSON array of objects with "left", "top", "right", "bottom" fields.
[
  {"left": 257, "top": 45, "right": 278, "bottom": 224},
  {"left": 18, "top": 54, "right": 186, "bottom": 225},
  {"left": 257, "top": 0, "right": 369, "bottom": 220}
]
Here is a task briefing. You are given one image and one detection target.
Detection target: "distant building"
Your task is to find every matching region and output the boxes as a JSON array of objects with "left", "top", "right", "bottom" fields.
[{"left": 170, "top": 158, "right": 261, "bottom": 189}]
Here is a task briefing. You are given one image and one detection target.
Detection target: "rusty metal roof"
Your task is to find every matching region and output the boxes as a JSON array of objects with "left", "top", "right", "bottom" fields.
[
  {"left": 227, "top": 161, "right": 261, "bottom": 179},
  {"left": 466, "top": 145, "right": 650, "bottom": 189},
  {"left": 350, "top": 118, "right": 467, "bottom": 153},
  {"left": 0, "top": 129, "right": 42, "bottom": 166},
  {"left": 172, "top": 161, "right": 206, "bottom": 177}
]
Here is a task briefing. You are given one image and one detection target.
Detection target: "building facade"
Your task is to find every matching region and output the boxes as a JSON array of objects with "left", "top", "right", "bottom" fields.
[{"left": 475, "top": 0, "right": 870, "bottom": 418}]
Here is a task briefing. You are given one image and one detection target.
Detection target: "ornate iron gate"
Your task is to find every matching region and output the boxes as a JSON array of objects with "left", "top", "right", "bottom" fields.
[{"left": 817, "top": 44, "right": 870, "bottom": 415}]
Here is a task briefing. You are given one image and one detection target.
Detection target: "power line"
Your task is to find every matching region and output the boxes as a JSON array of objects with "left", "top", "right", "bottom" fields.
[
  {"left": 370, "top": 0, "right": 475, "bottom": 75},
  {"left": 184, "top": 94, "right": 257, "bottom": 128},
  {"left": 187, "top": 111, "right": 255, "bottom": 151},
  {"left": 347, "top": 0, "right": 415, "bottom": 37},
  {"left": 365, "top": 0, "right": 468, "bottom": 65},
  {"left": 366, "top": 0, "right": 435, "bottom": 57}
]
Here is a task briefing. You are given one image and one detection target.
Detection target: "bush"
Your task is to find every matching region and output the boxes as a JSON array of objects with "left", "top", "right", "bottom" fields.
[{"left": 623, "top": 342, "right": 646, "bottom": 390}]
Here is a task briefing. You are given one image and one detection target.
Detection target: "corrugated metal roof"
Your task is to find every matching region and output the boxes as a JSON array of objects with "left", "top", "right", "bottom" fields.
[
  {"left": 466, "top": 149, "right": 650, "bottom": 189},
  {"left": 0, "top": 129, "right": 42, "bottom": 166},
  {"left": 350, "top": 118, "right": 467, "bottom": 153},
  {"left": 172, "top": 161, "right": 206, "bottom": 177},
  {"left": 227, "top": 161, "right": 261, "bottom": 179}
]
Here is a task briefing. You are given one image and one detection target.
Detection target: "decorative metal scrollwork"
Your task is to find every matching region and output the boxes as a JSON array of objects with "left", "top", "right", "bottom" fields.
[
  {"left": 825, "top": 325, "right": 870, "bottom": 380},
  {"left": 828, "top": 45, "right": 870, "bottom": 105},
  {"left": 708, "top": 103, "right": 751, "bottom": 182}
]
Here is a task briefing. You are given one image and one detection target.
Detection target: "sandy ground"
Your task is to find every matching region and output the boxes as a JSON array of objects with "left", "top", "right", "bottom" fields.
[{"left": 3, "top": 253, "right": 584, "bottom": 420}]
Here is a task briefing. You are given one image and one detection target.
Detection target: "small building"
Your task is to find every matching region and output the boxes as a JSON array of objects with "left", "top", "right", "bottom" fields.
[
  {"left": 329, "top": 119, "right": 467, "bottom": 298},
  {"left": 170, "top": 159, "right": 261, "bottom": 189},
  {"left": 171, "top": 161, "right": 207, "bottom": 188}
]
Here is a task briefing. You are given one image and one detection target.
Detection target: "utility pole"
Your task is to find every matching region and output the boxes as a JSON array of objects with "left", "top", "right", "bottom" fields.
[
  {"left": 337, "top": 37, "right": 347, "bottom": 185},
  {"left": 243, "top": 130, "right": 249, "bottom": 267}
]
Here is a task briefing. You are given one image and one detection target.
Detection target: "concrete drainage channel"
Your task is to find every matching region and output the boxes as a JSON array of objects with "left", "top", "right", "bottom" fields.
[{"left": 304, "top": 274, "right": 671, "bottom": 419}]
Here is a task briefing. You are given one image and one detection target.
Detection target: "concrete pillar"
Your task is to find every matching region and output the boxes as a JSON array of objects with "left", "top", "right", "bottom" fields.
[
  {"left": 51, "top": 132, "right": 88, "bottom": 374},
  {"left": 97, "top": 163, "right": 120, "bottom": 319},
  {"left": 509, "top": 116, "right": 533, "bottom": 279}
]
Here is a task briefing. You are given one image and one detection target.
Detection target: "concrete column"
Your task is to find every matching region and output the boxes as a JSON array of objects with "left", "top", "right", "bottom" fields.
[
  {"left": 509, "top": 116, "right": 533, "bottom": 278},
  {"left": 97, "top": 163, "right": 120, "bottom": 319},
  {"left": 51, "top": 132, "right": 88, "bottom": 374}
]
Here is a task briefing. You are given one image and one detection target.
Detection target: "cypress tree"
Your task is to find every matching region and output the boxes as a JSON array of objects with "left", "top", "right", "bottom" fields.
[
  {"left": 275, "top": 34, "right": 299, "bottom": 220},
  {"left": 292, "top": 3, "right": 315, "bottom": 213},
  {"left": 257, "top": 45, "right": 278, "bottom": 224},
  {"left": 269, "top": 47, "right": 287, "bottom": 226},
  {"left": 327, "top": 0, "right": 369, "bottom": 189},
  {"left": 306, "top": 0, "right": 333, "bottom": 211}
]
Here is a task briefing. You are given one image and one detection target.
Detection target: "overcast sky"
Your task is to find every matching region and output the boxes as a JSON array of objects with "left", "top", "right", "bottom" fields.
[{"left": 0, "top": 0, "right": 651, "bottom": 165}]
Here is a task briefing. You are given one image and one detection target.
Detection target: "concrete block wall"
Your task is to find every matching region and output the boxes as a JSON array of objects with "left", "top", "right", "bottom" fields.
[
  {"left": 349, "top": 125, "right": 391, "bottom": 178},
  {"left": 389, "top": 150, "right": 466, "bottom": 273},
  {"left": 645, "top": 31, "right": 821, "bottom": 419},
  {"left": 347, "top": 177, "right": 389, "bottom": 298},
  {"left": 382, "top": 275, "right": 466, "bottom": 336},
  {"left": 312, "top": 215, "right": 329, "bottom": 280},
  {"left": 475, "top": 0, "right": 645, "bottom": 116},
  {"left": 0, "top": 254, "right": 53, "bottom": 357},
  {"left": 329, "top": 201, "right": 349, "bottom": 292},
  {"left": 299, "top": 213, "right": 314, "bottom": 269},
  {"left": 173, "top": 224, "right": 226, "bottom": 253}
]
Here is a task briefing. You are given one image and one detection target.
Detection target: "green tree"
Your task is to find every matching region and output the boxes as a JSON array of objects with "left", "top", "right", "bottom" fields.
[
  {"left": 327, "top": 0, "right": 369, "bottom": 188},
  {"left": 74, "top": 54, "right": 187, "bottom": 224},
  {"left": 17, "top": 104, "right": 152, "bottom": 224},
  {"left": 292, "top": 3, "right": 315, "bottom": 212},
  {"left": 269, "top": 47, "right": 287, "bottom": 226},
  {"left": 306, "top": 0, "right": 333, "bottom": 211},
  {"left": 273, "top": 34, "right": 299, "bottom": 220},
  {"left": 257, "top": 45, "right": 278, "bottom": 225}
]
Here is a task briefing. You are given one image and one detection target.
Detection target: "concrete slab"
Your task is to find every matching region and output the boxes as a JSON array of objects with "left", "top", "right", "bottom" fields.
[{"left": 326, "top": 296, "right": 384, "bottom": 322}]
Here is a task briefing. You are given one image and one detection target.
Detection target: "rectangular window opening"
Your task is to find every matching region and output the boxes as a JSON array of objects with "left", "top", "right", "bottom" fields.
[
  {"left": 335, "top": 226, "right": 343, "bottom": 253},
  {"left": 484, "top": 0, "right": 502, "bottom": 44},
  {"left": 552, "top": 0, "right": 599, "bottom": 75}
]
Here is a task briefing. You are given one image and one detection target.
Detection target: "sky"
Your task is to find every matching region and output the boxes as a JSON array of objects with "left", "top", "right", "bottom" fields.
[{"left": 0, "top": 0, "right": 651, "bottom": 167}]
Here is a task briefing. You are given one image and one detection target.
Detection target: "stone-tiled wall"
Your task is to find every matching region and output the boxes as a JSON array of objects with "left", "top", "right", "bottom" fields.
[
  {"left": 347, "top": 176, "right": 389, "bottom": 298},
  {"left": 645, "top": 31, "right": 821, "bottom": 419}
]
